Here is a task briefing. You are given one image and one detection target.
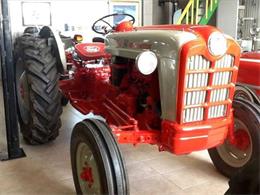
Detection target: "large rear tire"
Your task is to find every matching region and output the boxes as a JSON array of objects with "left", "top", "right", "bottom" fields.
[
  {"left": 15, "top": 35, "right": 62, "bottom": 144},
  {"left": 208, "top": 99, "right": 260, "bottom": 178},
  {"left": 71, "top": 119, "right": 129, "bottom": 195}
]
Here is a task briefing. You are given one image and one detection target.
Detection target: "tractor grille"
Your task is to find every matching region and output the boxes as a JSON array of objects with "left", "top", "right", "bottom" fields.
[{"left": 183, "top": 54, "right": 235, "bottom": 123}]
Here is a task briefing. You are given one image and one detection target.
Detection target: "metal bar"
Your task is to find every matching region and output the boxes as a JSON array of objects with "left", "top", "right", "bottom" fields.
[
  {"left": 199, "top": 0, "right": 219, "bottom": 24},
  {"left": 205, "top": 0, "right": 209, "bottom": 19},
  {"left": 184, "top": 100, "right": 231, "bottom": 109},
  {"left": 0, "top": 81, "right": 7, "bottom": 160},
  {"left": 187, "top": 67, "right": 235, "bottom": 74},
  {"left": 177, "top": 0, "right": 193, "bottom": 24},
  {"left": 185, "top": 84, "right": 233, "bottom": 92},
  {"left": 113, "top": 130, "right": 160, "bottom": 145},
  {"left": 103, "top": 104, "right": 129, "bottom": 126},
  {"left": 0, "top": 1, "right": 8, "bottom": 160},
  {"left": 191, "top": 0, "right": 194, "bottom": 24},
  {"left": 186, "top": 9, "right": 189, "bottom": 24},
  {"left": 0, "top": 0, "right": 25, "bottom": 160},
  {"left": 196, "top": 0, "right": 199, "bottom": 24}
]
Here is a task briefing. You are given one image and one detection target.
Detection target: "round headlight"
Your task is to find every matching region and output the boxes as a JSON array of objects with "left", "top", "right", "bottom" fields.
[
  {"left": 136, "top": 51, "right": 158, "bottom": 75},
  {"left": 208, "top": 32, "right": 227, "bottom": 56}
]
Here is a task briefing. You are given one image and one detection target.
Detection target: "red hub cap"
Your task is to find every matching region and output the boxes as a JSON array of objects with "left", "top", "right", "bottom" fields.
[
  {"left": 233, "top": 129, "right": 250, "bottom": 151},
  {"left": 217, "top": 118, "right": 252, "bottom": 168},
  {"left": 80, "top": 165, "right": 94, "bottom": 188}
]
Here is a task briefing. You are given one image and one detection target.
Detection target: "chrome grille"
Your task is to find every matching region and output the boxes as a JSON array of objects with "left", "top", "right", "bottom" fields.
[
  {"left": 184, "top": 91, "right": 207, "bottom": 106},
  {"left": 215, "top": 54, "right": 234, "bottom": 68},
  {"left": 183, "top": 54, "right": 235, "bottom": 123},
  {"left": 212, "top": 71, "right": 232, "bottom": 86},
  {"left": 184, "top": 107, "right": 204, "bottom": 123},
  {"left": 210, "top": 88, "right": 229, "bottom": 102},
  {"left": 208, "top": 105, "right": 227, "bottom": 119},
  {"left": 186, "top": 73, "right": 209, "bottom": 88},
  {"left": 185, "top": 55, "right": 210, "bottom": 89},
  {"left": 187, "top": 55, "right": 210, "bottom": 70}
]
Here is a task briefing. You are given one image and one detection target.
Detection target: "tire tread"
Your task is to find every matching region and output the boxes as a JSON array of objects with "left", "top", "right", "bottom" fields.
[{"left": 15, "top": 34, "right": 62, "bottom": 144}]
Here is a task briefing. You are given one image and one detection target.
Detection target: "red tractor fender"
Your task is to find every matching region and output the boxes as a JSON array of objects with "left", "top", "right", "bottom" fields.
[
  {"left": 237, "top": 52, "right": 260, "bottom": 104},
  {"left": 238, "top": 52, "right": 260, "bottom": 92}
]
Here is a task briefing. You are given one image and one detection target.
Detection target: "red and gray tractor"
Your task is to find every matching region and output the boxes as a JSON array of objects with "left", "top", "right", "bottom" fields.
[{"left": 14, "top": 13, "right": 260, "bottom": 194}]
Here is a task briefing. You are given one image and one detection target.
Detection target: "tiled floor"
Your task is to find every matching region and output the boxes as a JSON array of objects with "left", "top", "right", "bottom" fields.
[{"left": 0, "top": 105, "right": 229, "bottom": 194}]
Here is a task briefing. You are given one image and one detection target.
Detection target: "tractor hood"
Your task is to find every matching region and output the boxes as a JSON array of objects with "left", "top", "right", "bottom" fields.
[
  {"left": 105, "top": 28, "right": 198, "bottom": 121},
  {"left": 105, "top": 29, "right": 197, "bottom": 59},
  {"left": 105, "top": 25, "right": 237, "bottom": 121},
  {"left": 105, "top": 25, "right": 228, "bottom": 60}
]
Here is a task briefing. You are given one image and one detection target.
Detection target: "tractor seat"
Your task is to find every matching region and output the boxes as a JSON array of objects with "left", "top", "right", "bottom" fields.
[
  {"left": 92, "top": 37, "right": 105, "bottom": 43},
  {"left": 75, "top": 42, "right": 109, "bottom": 61}
]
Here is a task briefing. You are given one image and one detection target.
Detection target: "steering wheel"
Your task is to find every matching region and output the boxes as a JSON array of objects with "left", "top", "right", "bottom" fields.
[{"left": 92, "top": 13, "right": 135, "bottom": 35}]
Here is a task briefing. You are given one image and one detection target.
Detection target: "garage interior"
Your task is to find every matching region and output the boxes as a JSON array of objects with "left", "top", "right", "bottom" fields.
[{"left": 0, "top": 0, "right": 259, "bottom": 194}]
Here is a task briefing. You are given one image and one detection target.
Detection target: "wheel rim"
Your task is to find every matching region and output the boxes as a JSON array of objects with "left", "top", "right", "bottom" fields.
[
  {"left": 217, "top": 118, "right": 252, "bottom": 168},
  {"left": 76, "top": 142, "right": 102, "bottom": 194},
  {"left": 17, "top": 72, "right": 30, "bottom": 124}
]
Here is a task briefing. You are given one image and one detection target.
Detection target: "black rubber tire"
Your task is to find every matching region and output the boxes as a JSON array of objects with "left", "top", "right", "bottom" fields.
[
  {"left": 208, "top": 99, "right": 260, "bottom": 178},
  {"left": 234, "top": 85, "right": 254, "bottom": 102},
  {"left": 71, "top": 119, "right": 129, "bottom": 195},
  {"left": 61, "top": 94, "right": 69, "bottom": 106},
  {"left": 225, "top": 157, "right": 260, "bottom": 194},
  {"left": 235, "top": 84, "right": 260, "bottom": 106},
  {"left": 15, "top": 35, "right": 62, "bottom": 145}
]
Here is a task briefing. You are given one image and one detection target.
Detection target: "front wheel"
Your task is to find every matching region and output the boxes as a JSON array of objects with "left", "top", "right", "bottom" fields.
[
  {"left": 71, "top": 119, "right": 129, "bottom": 195},
  {"left": 234, "top": 85, "right": 255, "bottom": 102},
  {"left": 208, "top": 99, "right": 260, "bottom": 178}
]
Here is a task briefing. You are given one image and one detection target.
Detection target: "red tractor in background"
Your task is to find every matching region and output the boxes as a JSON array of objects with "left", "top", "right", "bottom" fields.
[
  {"left": 14, "top": 13, "right": 260, "bottom": 194},
  {"left": 235, "top": 25, "right": 260, "bottom": 104},
  {"left": 235, "top": 52, "right": 260, "bottom": 103},
  {"left": 222, "top": 26, "right": 260, "bottom": 194}
]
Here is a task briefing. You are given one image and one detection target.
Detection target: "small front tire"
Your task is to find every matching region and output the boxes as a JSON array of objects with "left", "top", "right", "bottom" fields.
[{"left": 71, "top": 119, "right": 129, "bottom": 195}]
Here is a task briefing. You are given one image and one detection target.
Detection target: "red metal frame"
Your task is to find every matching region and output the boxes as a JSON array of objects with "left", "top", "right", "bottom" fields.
[
  {"left": 60, "top": 24, "right": 241, "bottom": 155},
  {"left": 237, "top": 52, "right": 260, "bottom": 96}
]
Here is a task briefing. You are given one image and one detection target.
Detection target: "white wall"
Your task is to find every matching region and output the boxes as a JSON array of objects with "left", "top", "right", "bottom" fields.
[
  {"left": 143, "top": 0, "right": 171, "bottom": 25},
  {"left": 9, "top": 0, "right": 170, "bottom": 40},
  {"left": 143, "top": 0, "right": 153, "bottom": 25},
  {"left": 217, "top": 0, "right": 239, "bottom": 39},
  {"left": 242, "top": 0, "right": 260, "bottom": 39},
  {"left": 9, "top": 0, "right": 110, "bottom": 42}
]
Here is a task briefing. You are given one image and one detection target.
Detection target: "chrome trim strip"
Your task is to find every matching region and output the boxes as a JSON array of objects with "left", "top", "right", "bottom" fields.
[
  {"left": 240, "top": 58, "right": 260, "bottom": 63},
  {"left": 237, "top": 82, "right": 260, "bottom": 90},
  {"left": 180, "top": 135, "right": 208, "bottom": 141}
]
